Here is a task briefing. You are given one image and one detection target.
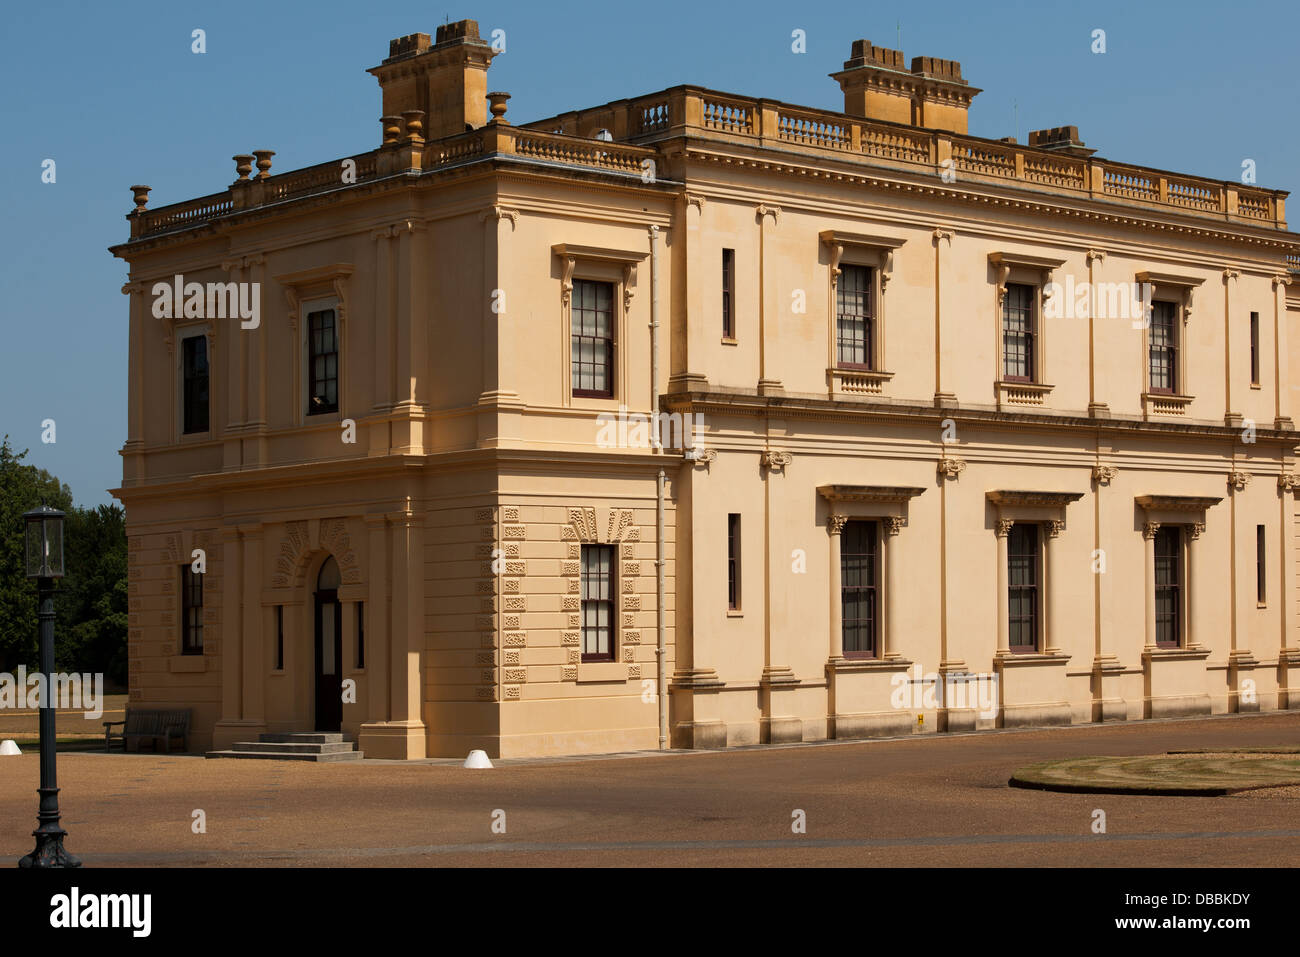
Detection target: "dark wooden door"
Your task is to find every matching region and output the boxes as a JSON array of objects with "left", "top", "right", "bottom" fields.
[{"left": 314, "top": 588, "right": 342, "bottom": 732}]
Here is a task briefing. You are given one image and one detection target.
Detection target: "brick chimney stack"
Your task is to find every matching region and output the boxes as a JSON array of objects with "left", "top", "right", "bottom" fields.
[
  {"left": 1028, "top": 126, "right": 1096, "bottom": 157},
  {"left": 831, "top": 39, "right": 981, "bottom": 134},
  {"left": 368, "top": 20, "right": 497, "bottom": 142}
]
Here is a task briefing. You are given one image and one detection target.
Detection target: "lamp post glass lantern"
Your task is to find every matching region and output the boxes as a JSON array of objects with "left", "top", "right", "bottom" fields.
[
  {"left": 24, "top": 506, "right": 65, "bottom": 579},
  {"left": 18, "top": 505, "right": 79, "bottom": 869}
]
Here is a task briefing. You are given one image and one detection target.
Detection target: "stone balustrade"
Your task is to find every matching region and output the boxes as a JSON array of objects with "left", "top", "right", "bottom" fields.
[{"left": 126, "top": 85, "right": 1288, "bottom": 241}]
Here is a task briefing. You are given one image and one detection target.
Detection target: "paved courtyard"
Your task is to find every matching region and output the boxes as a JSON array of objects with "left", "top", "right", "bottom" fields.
[{"left": 3, "top": 712, "right": 1299, "bottom": 867}]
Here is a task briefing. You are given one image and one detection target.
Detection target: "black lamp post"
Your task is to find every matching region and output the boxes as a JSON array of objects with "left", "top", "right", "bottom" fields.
[{"left": 18, "top": 505, "right": 80, "bottom": 869}]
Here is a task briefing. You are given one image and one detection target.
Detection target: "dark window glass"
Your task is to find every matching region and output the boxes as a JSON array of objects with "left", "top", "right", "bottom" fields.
[
  {"left": 1002, "top": 283, "right": 1035, "bottom": 381},
  {"left": 181, "top": 566, "right": 204, "bottom": 655},
  {"left": 308, "top": 309, "right": 339, "bottom": 414},
  {"left": 182, "top": 335, "right": 209, "bottom": 434},
  {"left": 1257, "top": 525, "right": 1266, "bottom": 604},
  {"left": 1250, "top": 312, "right": 1260, "bottom": 385},
  {"left": 836, "top": 265, "right": 874, "bottom": 368},
  {"left": 580, "top": 544, "right": 615, "bottom": 661},
  {"left": 1149, "top": 300, "right": 1178, "bottom": 393},
  {"left": 275, "top": 605, "right": 284, "bottom": 670},
  {"left": 1155, "top": 525, "right": 1182, "bottom": 647},
  {"left": 727, "top": 514, "right": 740, "bottom": 610},
  {"left": 571, "top": 280, "right": 615, "bottom": 397},
  {"left": 1008, "top": 524, "right": 1038, "bottom": 651},
  {"left": 356, "top": 601, "right": 365, "bottom": 669},
  {"left": 841, "top": 520, "right": 878, "bottom": 657},
  {"left": 722, "top": 249, "right": 735, "bottom": 339}
]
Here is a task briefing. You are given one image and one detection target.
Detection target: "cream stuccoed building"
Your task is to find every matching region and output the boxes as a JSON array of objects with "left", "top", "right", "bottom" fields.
[{"left": 111, "top": 22, "right": 1300, "bottom": 759}]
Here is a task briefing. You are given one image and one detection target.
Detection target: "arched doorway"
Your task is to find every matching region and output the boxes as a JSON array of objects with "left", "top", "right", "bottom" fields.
[{"left": 313, "top": 556, "right": 343, "bottom": 733}]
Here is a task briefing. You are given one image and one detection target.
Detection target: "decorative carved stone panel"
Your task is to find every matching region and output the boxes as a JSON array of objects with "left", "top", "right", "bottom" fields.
[
  {"left": 567, "top": 507, "right": 598, "bottom": 543},
  {"left": 319, "top": 518, "right": 361, "bottom": 583},
  {"left": 273, "top": 521, "right": 309, "bottom": 587}
]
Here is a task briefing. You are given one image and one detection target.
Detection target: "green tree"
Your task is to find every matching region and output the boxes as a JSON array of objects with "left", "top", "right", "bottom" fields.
[
  {"left": 0, "top": 437, "right": 73, "bottom": 671},
  {"left": 57, "top": 503, "right": 129, "bottom": 687}
]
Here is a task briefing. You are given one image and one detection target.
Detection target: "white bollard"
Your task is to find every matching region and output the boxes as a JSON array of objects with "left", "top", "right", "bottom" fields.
[
  {"left": 463, "top": 749, "right": 493, "bottom": 769},
  {"left": 0, "top": 740, "right": 22, "bottom": 756}
]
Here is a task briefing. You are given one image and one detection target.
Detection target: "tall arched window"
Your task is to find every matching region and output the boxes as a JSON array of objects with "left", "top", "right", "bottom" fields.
[{"left": 317, "top": 556, "right": 341, "bottom": 591}]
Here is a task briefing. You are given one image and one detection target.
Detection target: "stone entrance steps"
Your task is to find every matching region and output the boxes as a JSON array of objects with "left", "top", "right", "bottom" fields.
[{"left": 206, "top": 732, "right": 364, "bottom": 762}]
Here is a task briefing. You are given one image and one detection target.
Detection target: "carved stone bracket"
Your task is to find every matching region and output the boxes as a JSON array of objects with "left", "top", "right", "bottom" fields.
[
  {"left": 761, "top": 450, "right": 792, "bottom": 473},
  {"left": 623, "top": 262, "right": 637, "bottom": 311},
  {"left": 1092, "top": 466, "right": 1118, "bottom": 486},
  {"left": 479, "top": 205, "right": 519, "bottom": 230},
  {"left": 937, "top": 458, "right": 966, "bottom": 480},
  {"left": 560, "top": 256, "right": 576, "bottom": 306},
  {"left": 1228, "top": 471, "right": 1252, "bottom": 491},
  {"left": 1278, "top": 473, "right": 1300, "bottom": 491},
  {"left": 685, "top": 447, "right": 717, "bottom": 468}
]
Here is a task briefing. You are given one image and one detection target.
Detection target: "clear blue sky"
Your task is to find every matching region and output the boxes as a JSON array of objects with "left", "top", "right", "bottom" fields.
[{"left": 2, "top": 0, "right": 1296, "bottom": 507}]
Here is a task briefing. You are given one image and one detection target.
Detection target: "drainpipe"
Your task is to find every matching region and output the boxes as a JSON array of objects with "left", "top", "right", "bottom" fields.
[{"left": 650, "top": 224, "right": 667, "bottom": 750}]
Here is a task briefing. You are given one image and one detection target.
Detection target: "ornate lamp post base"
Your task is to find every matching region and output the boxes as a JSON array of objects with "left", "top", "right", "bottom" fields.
[
  {"left": 19, "top": 786, "right": 81, "bottom": 868},
  {"left": 19, "top": 830, "right": 82, "bottom": 869}
]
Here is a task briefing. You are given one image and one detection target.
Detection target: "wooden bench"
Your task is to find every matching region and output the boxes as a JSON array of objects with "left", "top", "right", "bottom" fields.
[{"left": 103, "top": 708, "right": 191, "bottom": 753}]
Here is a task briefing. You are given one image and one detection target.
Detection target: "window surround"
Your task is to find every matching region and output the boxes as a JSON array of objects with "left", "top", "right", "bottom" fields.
[
  {"left": 174, "top": 324, "right": 214, "bottom": 441},
  {"left": 277, "top": 263, "right": 353, "bottom": 428},
  {"left": 987, "top": 490, "right": 1083, "bottom": 659},
  {"left": 721, "top": 247, "right": 736, "bottom": 343},
  {"left": 819, "top": 484, "right": 924, "bottom": 670},
  {"left": 820, "top": 230, "right": 905, "bottom": 398},
  {"left": 988, "top": 252, "right": 1064, "bottom": 409},
  {"left": 553, "top": 243, "right": 647, "bottom": 408},
  {"left": 1135, "top": 494, "right": 1221, "bottom": 657},
  {"left": 1135, "top": 271, "right": 1202, "bottom": 419}
]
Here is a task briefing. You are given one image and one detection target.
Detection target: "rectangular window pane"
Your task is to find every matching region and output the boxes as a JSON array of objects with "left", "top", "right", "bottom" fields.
[
  {"left": 356, "top": 601, "right": 366, "bottom": 669},
  {"left": 181, "top": 566, "right": 204, "bottom": 655},
  {"left": 276, "top": 606, "right": 285, "bottom": 670},
  {"left": 836, "top": 265, "right": 873, "bottom": 368},
  {"left": 1154, "top": 526, "right": 1181, "bottom": 647},
  {"left": 722, "top": 249, "right": 735, "bottom": 339},
  {"left": 308, "top": 309, "right": 339, "bottom": 414},
  {"left": 840, "top": 520, "right": 878, "bottom": 657},
  {"left": 727, "top": 513, "right": 740, "bottom": 610},
  {"left": 182, "top": 336, "right": 209, "bottom": 434},
  {"left": 581, "top": 544, "right": 616, "bottom": 660},
  {"left": 1007, "top": 524, "right": 1038, "bottom": 651},
  {"left": 572, "top": 280, "right": 615, "bottom": 397},
  {"left": 1257, "top": 525, "right": 1266, "bottom": 604},
  {"left": 1002, "top": 283, "right": 1035, "bottom": 381},
  {"left": 1250, "top": 312, "right": 1260, "bottom": 385},
  {"left": 1149, "top": 301, "right": 1177, "bottom": 393}
]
